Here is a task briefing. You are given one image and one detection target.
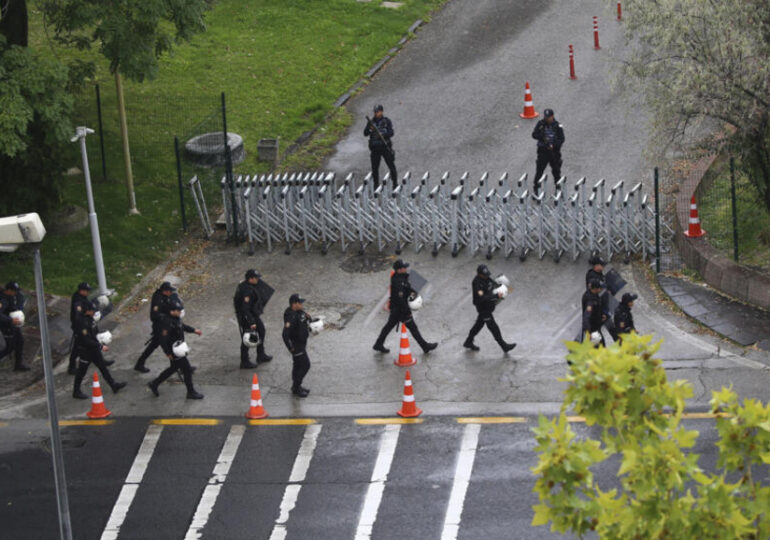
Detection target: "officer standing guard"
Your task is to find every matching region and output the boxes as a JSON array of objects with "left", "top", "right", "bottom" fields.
[
  {"left": 531, "top": 108, "right": 565, "bottom": 195},
  {"left": 68, "top": 282, "right": 95, "bottom": 375},
  {"left": 463, "top": 265, "right": 516, "bottom": 353},
  {"left": 0, "top": 281, "right": 30, "bottom": 371},
  {"left": 364, "top": 104, "right": 398, "bottom": 190},
  {"left": 614, "top": 293, "right": 638, "bottom": 344},
  {"left": 72, "top": 301, "right": 126, "bottom": 399},
  {"left": 234, "top": 269, "right": 273, "bottom": 369},
  {"left": 147, "top": 299, "right": 203, "bottom": 399},
  {"left": 373, "top": 259, "right": 437, "bottom": 354},
  {"left": 582, "top": 280, "right": 605, "bottom": 347},
  {"left": 134, "top": 281, "right": 176, "bottom": 373},
  {"left": 282, "top": 294, "right": 313, "bottom": 398}
]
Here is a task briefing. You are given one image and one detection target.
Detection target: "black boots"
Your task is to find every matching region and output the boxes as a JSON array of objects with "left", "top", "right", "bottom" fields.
[{"left": 463, "top": 339, "right": 480, "bottom": 351}]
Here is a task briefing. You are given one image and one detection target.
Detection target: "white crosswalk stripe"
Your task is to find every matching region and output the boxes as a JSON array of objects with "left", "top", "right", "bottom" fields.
[
  {"left": 441, "top": 423, "right": 481, "bottom": 540},
  {"left": 355, "top": 424, "right": 401, "bottom": 539}
]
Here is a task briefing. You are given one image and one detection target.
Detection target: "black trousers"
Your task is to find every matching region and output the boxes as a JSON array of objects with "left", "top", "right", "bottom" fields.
[
  {"left": 292, "top": 350, "right": 310, "bottom": 388},
  {"left": 73, "top": 351, "right": 117, "bottom": 392},
  {"left": 68, "top": 334, "right": 80, "bottom": 372},
  {"left": 239, "top": 318, "right": 267, "bottom": 364},
  {"left": 135, "top": 335, "right": 161, "bottom": 368},
  {"left": 374, "top": 313, "right": 430, "bottom": 351},
  {"left": 152, "top": 356, "right": 195, "bottom": 393},
  {"left": 370, "top": 146, "right": 397, "bottom": 190},
  {"left": 534, "top": 148, "right": 562, "bottom": 194},
  {"left": 0, "top": 328, "right": 24, "bottom": 368},
  {"left": 466, "top": 311, "right": 505, "bottom": 345}
]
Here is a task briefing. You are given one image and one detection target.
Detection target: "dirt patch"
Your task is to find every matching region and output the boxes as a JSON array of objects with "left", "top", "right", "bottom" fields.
[{"left": 339, "top": 252, "right": 394, "bottom": 274}]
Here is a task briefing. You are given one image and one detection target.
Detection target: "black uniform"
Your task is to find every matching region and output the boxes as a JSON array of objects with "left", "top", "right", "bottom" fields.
[
  {"left": 72, "top": 312, "right": 124, "bottom": 398},
  {"left": 532, "top": 117, "right": 565, "bottom": 194},
  {"left": 134, "top": 288, "right": 174, "bottom": 372},
  {"left": 614, "top": 303, "right": 635, "bottom": 343},
  {"left": 464, "top": 275, "right": 515, "bottom": 352},
  {"left": 585, "top": 268, "right": 618, "bottom": 341},
  {"left": 364, "top": 116, "right": 397, "bottom": 190},
  {"left": 68, "top": 291, "right": 92, "bottom": 374},
  {"left": 234, "top": 280, "right": 271, "bottom": 367},
  {"left": 581, "top": 290, "right": 605, "bottom": 347},
  {"left": 0, "top": 290, "right": 27, "bottom": 371},
  {"left": 282, "top": 307, "right": 311, "bottom": 392},
  {"left": 373, "top": 273, "right": 435, "bottom": 353},
  {"left": 149, "top": 314, "right": 201, "bottom": 399}
]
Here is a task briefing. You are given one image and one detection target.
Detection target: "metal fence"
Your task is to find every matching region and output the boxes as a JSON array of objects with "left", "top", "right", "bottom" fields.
[{"left": 221, "top": 171, "right": 674, "bottom": 262}]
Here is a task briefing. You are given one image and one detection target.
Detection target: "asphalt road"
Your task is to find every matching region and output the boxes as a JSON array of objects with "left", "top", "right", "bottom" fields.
[{"left": 0, "top": 416, "right": 727, "bottom": 540}]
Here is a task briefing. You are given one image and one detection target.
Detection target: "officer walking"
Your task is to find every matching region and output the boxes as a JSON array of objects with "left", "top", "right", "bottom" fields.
[
  {"left": 72, "top": 301, "right": 126, "bottom": 399},
  {"left": 531, "top": 108, "right": 565, "bottom": 195},
  {"left": 582, "top": 279, "right": 605, "bottom": 347},
  {"left": 134, "top": 281, "right": 176, "bottom": 373},
  {"left": 585, "top": 256, "right": 618, "bottom": 341},
  {"left": 68, "top": 282, "right": 95, "bottom": 375},
  {"left": 282, "top": 294, "right": 313, "bottom": 398},
  {"left": 0, "top": 281, "right": 30, "bottom": 371},
  {"left": 147, "top": 299, "right": 204, "bottom": 399},
  {"left": 463, "top": 265, "right": 516, "bottom": 353},
  {"left": 614, "top": 293, "right": 638, "bottom": 344},
  {"left": 234, "top": 269, "right": 272, "bottom": 369},
  {"left": 373, "top": 259, "right": 437, "bottom": 354},
  {"left": 364, "top": 104, "right": 398, "bottom": 190}
]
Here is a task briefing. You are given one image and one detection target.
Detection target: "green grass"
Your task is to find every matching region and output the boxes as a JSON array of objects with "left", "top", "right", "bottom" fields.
[{"left": 1, "top": 0, "right": 446, "bottom": 296}]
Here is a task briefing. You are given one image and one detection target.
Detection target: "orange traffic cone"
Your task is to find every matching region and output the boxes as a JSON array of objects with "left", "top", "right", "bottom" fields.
[
  {"left": 397, "top": 370, "right": 422, "bottom": 418},
  {"left": 394, "top": 323, "right": 417, "bottom": 367},
  {"left": 87, "top": 372, "right": 112, "bottom": 419},
  {"left": 519, "top": 81, "right": 539, "bottom": 119},
  {"left": 684, "top": 195, "right": 705, "bottom": 238},
  {"left": 245, "top": 373, "right": 269, "bottom": 419}
]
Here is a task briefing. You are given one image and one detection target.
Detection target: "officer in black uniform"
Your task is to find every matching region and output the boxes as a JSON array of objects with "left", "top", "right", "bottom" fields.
[
  {"left": 364, "top": 104, "right": 398, "bottom": 190},
  {"left": 282, "top": 294, "right": 313, "bottom": 398},
  {"left": 463, "top": 265, "right": 516, "bottom": 353},
  {"left": 147, "top": 299, "right": 203, "bottom": 400},
  {"left": 373, "top": 259, "right": 437, "bottom": 354},
  {"left": 581, "top": 279, "right": 605, "bottom": 347},
  {"left": 134, "top": 281, "right": 177, "bottom": 373},
  {"left": 585, "top": 256, "right": 607, "bottom": 290},
  {"left": 234, "top": 269, "right": 273, "bottom": 368},
  {"left": 614, "top": 293, "right": 638, "bottom": 344},
  {"left": 531, "top": 108, "right": 565, "bottom": 195},
  {"left": 585, "top": 256, "right": 618, "bottom": 341},
  {"left": 68, "top": 282, "right": 94, "bottom": 375},
  {"left": 0, "top": 281, "right": 30, "bottom": 371},
  {"left": 72, "top": 301, "right": 126, "bottom": 399}
]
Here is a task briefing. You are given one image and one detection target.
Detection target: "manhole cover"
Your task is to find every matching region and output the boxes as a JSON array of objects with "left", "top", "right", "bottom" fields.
[
  {"left": 41, "top": 434, "right": 87, "bottom": 453},
  {"left": 340, "top": 253, "right": 394, "bottom": 274},
  {"left": 306, "top": 303, "right": 361, "bottom": 330}
]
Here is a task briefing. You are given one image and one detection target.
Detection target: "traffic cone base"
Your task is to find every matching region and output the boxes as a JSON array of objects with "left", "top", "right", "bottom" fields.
[
  {"left": 87, "top": 373, "right": 112, "bottom": 419},
  {"left": 394, "top": 323, "right": 417, "bottom": 367},
  {"left": 245, "top": 373, "right": 269, "bottom": 419},
  {"left": 519, "top": 81, "right": 539, "bottom": 119},
  {"left": 397, "top": 370, "right": 422, "bottom": 418}
]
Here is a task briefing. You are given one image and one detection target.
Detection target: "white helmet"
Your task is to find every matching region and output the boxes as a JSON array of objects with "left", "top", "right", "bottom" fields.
[
  {"left": 242, "top": 332, "right": 260, "bottom": 348},
  {"left": 309, "top": 317, "right": 324, "bottom": 334},
  {"left": 179, "top": 309, "right": 186, "bottom": 319},
  {"left": 408, "top": 295, "right": 423, "bottom": 311},
  {"left": 96, "top": 295, "right": 110, "bottom": 310},
  {"left": 590, "top": 331, "right": 602, "bottom": 345},
  {"left": 93, "top": 311, "right": 102, "bottom": 323},
  {"left": 492, "top": 284, "right": 508, "bottom": 298},
  {"left": 172, "top": 340, "right": 190, "bottom": 357},
  {"left": 495, "top": 275, "right": 511, "bottom": 287},
  {"left": 96, "top": 331, "right": 112, "bottom": 345},
  {"left": 9, "top": 310, "right": 24, "bottom": 327}
]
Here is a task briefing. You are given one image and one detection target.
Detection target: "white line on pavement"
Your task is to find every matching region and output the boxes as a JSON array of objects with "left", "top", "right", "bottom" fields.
[
  {"left": 268, "top": 423, "right": 323, "bottom": 540},
  {"left": 185, "top": 425, "right": 246, "bottom": 540},
  {"left": 363, "top": 292, "right": 390, "bottom": 329},
  {"left": 354, "top": 424, "right": 401, "bottom": 540},
  {"left": 441, "top": 423, "right": 481, "bottom": 540},
  {"left": 101, "top": 424, "right": 164, "bottom": 540}
]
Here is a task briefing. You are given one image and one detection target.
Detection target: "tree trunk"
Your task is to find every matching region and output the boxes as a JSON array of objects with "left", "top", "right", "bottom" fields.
[{"left": 0, "top": 0, "right": 28, "bottom": 47}]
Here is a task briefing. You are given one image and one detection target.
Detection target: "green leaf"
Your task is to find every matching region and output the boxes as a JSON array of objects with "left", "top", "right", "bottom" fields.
[{"left": 531, "top": 504, "right": 552, "bottom": 527}]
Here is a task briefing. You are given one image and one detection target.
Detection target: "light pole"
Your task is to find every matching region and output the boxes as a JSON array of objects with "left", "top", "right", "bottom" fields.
[
  {"left": 0, "top": 213, "right": 73, "bottom": 540},
  {"left": 71, "top": 126, "right": 111, "bottom": 297}
]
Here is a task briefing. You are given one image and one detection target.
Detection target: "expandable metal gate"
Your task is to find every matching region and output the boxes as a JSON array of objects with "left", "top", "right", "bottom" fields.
[{"left": 220, "top": 171, "right": 673, "bottom": 261}]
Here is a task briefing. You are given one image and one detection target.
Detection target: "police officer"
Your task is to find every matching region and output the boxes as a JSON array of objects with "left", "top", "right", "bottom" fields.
[
  {"left": 364, "top": 104, "right": 398, "bottom": 190},
  {"left": 68, "top": 282, "right": 95, "bottom": 375},
  {"left": 72, "top": 301, "right": 126, "bottom": 399},
  {"left": 585, "top": 256, "right": 618, "bottom": 341},
  {"left": 147, "top": 299, "right": 204, "bottom": 399},
  {"left": 585, "top": 256, "right": 607, "bottom": 290},
  {"left": 614, "top": 293, "right": 638, "bottom": 344},
  {"left": 234, "top": 269, "right": 272, "bottom": 368},
  {"left": 134, "top": 281, "right": 177, "bottom": 373},
  {"left": 0, "top": 281, "right": 29, "bottom": 371},
  {"left": 531, "top": 108, "right": 565, "bottom": 195},
  {"left": 373, "top": 259, "right": 437, "bottom": 354},
  {"left": 581, "top": 279, "right": 605, "bottom": 347},
  {"left": 463, "top": 265, "right": 516, "bottom": 353},
  {"left": 282, "top": 294, "right": 313, "bottom": 398}
]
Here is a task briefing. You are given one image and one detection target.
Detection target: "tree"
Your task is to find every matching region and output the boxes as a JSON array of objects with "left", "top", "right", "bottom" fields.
[
  {"left": 531, "top": 334, "right": 770, "bottom": 539},
  {"left": 615, "top": 0, "right": 770, "bottom": 212}
]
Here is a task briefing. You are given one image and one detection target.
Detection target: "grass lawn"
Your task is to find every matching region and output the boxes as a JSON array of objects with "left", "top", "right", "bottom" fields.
[{"left": 1, "top": 0, "right": 446, "bottom": 297}]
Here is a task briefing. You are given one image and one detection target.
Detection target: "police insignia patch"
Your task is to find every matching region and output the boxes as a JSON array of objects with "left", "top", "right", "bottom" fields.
[
  {"left": 285, "top": 322, "right": 291, "bottom": 328},
  {"left": 586, "top": 306, "right": 592, "bottom": 312},
  {"left": 153, "top": 306, "right": 158, "bottom": 311},
  {"left": 477, "top": 290, "right": 483, "bottom": 296},
  {"left": 244, "top": 296, "right": 250, "bottom": 303},
  {"left": 76, "top": 306, "right": 82, "bottom": 312},
  {"left": 82, "top": 329, "right": 87, "bottom": 335},
  {"left": 162, "top": 330, "right": 168, "bottom": 335}
]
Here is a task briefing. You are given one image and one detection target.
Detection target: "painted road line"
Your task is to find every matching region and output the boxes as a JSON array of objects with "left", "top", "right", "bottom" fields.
[
  {"left": 248, "top": 419, "right": 317, "bottom": 426},
  {"left": 354, "top": 424, "right": 401, "bottom": 540},
  {"left": 0, "top": 421, "right": 8, "bottom": 427},
  {"left": 355, "top": 418, "right": 425, "bottom": 425},
  {"left": 441, "top": 423, "right": 481, "bottom": 540},
  {"left": 151, "top": 418, "right": 221, "bottom": 426},
  {"left": 60, "top": 419, "right": 116, "bottom": 426},
  {"left": 269, "top": 424, "right": 323, "bottom": 540},
  {"left": 185, "top": 425, "right": 246, "bottom": 540},
  {"left": 456, "top": 417, "right": 527, "bottom": 424},
  {"left": 566, "top": 416, "right": 586, "bottom": 423},
  {"left": 101, "top": 424, "right": 163, "bottom": 540}
]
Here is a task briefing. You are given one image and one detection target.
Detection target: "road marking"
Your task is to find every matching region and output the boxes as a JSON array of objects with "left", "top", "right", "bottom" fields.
[
  {"left": 354, "top": 424, "right": 401, "bottom": 540},
  {"left": 185, "top": 425, "right": 246, "bottom": 539},
  {"left": 363, "top": 292, "right": 390, "bottom": 329},
  {"left": 248, "top": 418, "right": 316, "bottom": 426},
  {"left": 0, "top": 421, "right": 8, "bottom": 427},
  {"left": 151, "top": 418, "right": 221, "bottom": 426},
  {"left": 457, "top": 417, "right": 527, "bottom": 424},
  {"left": 355, "top": 418, "right": 424, "bottom": 425},
  {"left": 101, "top": 425, "right": 163, "bottom": 540},
  {"left": 60, "top": 419, "right": 115, "bottom": 426},
  {"left": 680, "top": 412, "right": 729, "bottom": 419},
  {"left": 441, "top": 423, "right": 481, "bottom": 540},
  {"left": 566, "top": 416, "right": 586, "bottom": 422},
  {"left": 269, "top": 423, "right": 323, "bottom": 540}
]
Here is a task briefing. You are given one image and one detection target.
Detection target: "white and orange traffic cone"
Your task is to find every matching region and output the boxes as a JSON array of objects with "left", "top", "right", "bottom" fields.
[
  {"left": 245, "top": 373, "right": 269, "bottom": 419},
  {"left": 519, "top": 81, "right": 539, "bottom": 119},
  {"left": 397, "top": 370, "right": 422, "bottom": 418},
  {"left": 684, "top": 195, "right": 706, "bottom": 238},
  {"left": 394, "top": 323, "right": 417, "bottom": 367},
  {"left": 87, "top": 372, "right": 112, "bottom": 419}
]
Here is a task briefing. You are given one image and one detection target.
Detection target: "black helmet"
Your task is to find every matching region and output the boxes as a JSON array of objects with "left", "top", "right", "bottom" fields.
[
  {"left": 373, "top": 104, "right": 384, "bottom": 113},
  {"left": 588, "top": 256, "right": 606, "bottom": 266},
  {"left": 392, "top": 259, "right": 409, "bottom": 270},
  {"left": 477, "top": 264, "right": 491, "bottom": 277},
  {"left": 159, "top": 281, "right": 176, "bottom": 292},
  {"left": 168, "top": 299, "right": 184, "bottom": 312},
  {"left": 84, "top": 300, "right": 98, "bottom": 312},
  {"left": 588, "top": 279, "right": 603, "bottom": 290},
  {"left": 289, "top": 293, "right": 305, "bottom": 305},
  {"left": 245, "top": 269, "right": 261, "bottom": 280},
  {"left": 543, "top": 108, "right": 554, "bottom": 118},
  {"left": 4, "top": 281, "right": 20, "bottom": 292},
  {"left": 77, "top": 282, "right": 92, "bottom": 292},
  {"left": 621, "top": 293, "right": 638, "bottom": 305}
]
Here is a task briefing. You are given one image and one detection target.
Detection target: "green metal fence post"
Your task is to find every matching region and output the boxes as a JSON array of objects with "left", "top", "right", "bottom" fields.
[
  {"left": 174, "top": 136, "right": 187, "bottom": 232},
  {"left": 95, "top": 84, "right": 107, "bottom": 181},
  {"left": 222, "top": 91, "right": 239, "bottom": 243},
  {"left": 730, "top": 157, "right": 739, "bottom": 262},
  {"left": 654, "top": 167, "right": 661, "bottom": 273}
]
